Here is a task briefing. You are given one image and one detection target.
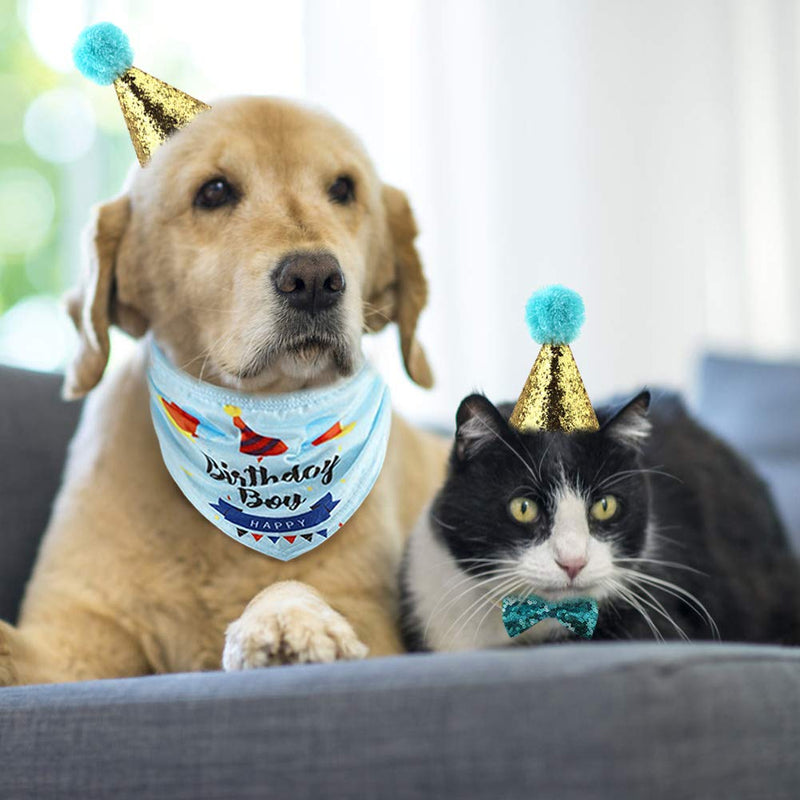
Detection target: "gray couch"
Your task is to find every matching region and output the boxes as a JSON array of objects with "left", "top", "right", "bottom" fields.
[{"left": 1, "top": 357, "right": 800, "bottom": 799}]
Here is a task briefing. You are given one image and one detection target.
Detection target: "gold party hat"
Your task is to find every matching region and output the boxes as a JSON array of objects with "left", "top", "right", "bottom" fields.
[
  {"left": 74, "top": 23, "right": 210, "bottom": 165},
  {"left": 509, "top": 286, "right": 599, "bottom": 434}
]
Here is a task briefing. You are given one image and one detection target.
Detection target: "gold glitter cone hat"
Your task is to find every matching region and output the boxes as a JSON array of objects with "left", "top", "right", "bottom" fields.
[
  {"left": 73, "top": 23, "right": 210, "bottom": 165},
  {"left": 509, "top": 285, "right": 599, "bottom": 434}
]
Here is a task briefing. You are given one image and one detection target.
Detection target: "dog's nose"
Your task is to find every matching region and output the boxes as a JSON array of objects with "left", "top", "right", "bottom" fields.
[{"left": 273, "top": 252, "right": 345, "bottom": 313}]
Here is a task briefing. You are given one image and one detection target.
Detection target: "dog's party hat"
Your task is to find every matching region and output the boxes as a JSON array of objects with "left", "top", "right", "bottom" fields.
[
  {"left": 73, "top": 23, "right": 210, "bottom": 165},
  {"left": 509, "top": 285, "right": 599, "bottom": 434}
]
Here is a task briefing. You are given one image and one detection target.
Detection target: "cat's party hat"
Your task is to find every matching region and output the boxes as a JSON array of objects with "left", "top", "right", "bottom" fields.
[
  {"left": 73, "top": 23, "right": 210, "bottom": 165},
  {"left": 509, "top": 285, "right": 599, "bottom": 433}
]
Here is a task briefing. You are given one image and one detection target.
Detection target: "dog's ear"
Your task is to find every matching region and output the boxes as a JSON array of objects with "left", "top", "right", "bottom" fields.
[
  {"left": 366, "top": 184, "right": 433, "bottom": 388},
  {"left": 63, "top": 194, "right": 148, "bottom": 399}
]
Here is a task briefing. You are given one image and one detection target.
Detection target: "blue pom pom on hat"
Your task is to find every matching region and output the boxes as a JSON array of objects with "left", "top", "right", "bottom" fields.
[
  {"left": 524, "top": 284, "right": 586, "bottom": 345},
  {"left": 72, "top": 22, "right": 133, "bottom": 85}
]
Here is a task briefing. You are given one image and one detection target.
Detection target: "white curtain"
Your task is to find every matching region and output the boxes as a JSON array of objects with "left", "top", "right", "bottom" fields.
[
  {"left": 34, "top": 0, "right": 800, "bottom": 426},
  {"left": 301, "top": 0, "right": 800, "bottom": 426}
]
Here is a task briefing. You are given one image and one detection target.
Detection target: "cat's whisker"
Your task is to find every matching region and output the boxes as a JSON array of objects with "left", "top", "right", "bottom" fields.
[
  {"left": 429, "top": 567, "right": 520, "bottom": 611},
  {"left": 646, "top": 527, "right": 689, "bottom": 552},
  {"left": 605, "top": 578, "right": 664, "bottom": 642},
  {"left": 507, "top": 426, "right": 547, "bottom": 486},
  {"left": 614, "top": 557, "right": 708, "bottom": 577},
  {"left": 448, "top": 577, "right": 525, "bottom": 647},
  {"left": 454, "top": 586, "right": 516, "bottom": 646},
  {"left": 529, "top": 439, "right": 555, "bottom": 490},
  {"left": 471, "top": 595, "right": 506, "bottom": 645},
  {"left": 598, "top": 589, "right": 627, "bottom": 631},
  {"left": 614, "top": 586, "right": 666, "bottom": 641},
  {"left": 477, "top": 578, "right": 540, "bottom": 645},
  {"left": 449, "top": 570, "right": 522, "bottom": 602},
  {"left": 423, "top": 569, "right": 521, "bottom": 639},
  {"left": 634, "top": 587, "right": 691, "bottom": 642},
  {"left": 619, "top": 593, "right": 664, "bottom": 642},
  {"left": 618, "top": 568, "right": 720, "bottom": 640},
  {"left": 620, "top": 568, "right": 719, "bottom": 629},
  {"left": 472, "top": 415, "right": 543, "bottom": 489},
  {"left": 509, "top": 484, "right": 541, "bottom": 499},
  {"left": 611, "top": 591, "right": 661, "bottom": 641},
  {"left": 459, "top": 557, "right": 520, "bottom": 567},
  {"left": 426, "top": 564, "right": 513, "bottom": 597},
  {"left": 430, "top": 514, "right": 458, "bottom": 531},
  {"left": 647, "top": 524, "right": 683, "bottom": 534},
  {"left": 597, "top": 466, "right": 682, "bottom": 491},
  {"left": 590, "top": 454, "right": 612, "bottom": 491},
  {"left": 423, "top": 581, "right": 497, "bottom": 641},
  {"left": 426, "top": 555, "right": 519, "bottom": 571},
  {"left": 436, "top": 566, "right": 513, "bottom": 593},
  {"left": 441, "top": 589, "right": 501, "bottom": 647},
  {"left": 469, "top": 576, "right": 538, "bottom": 646},
  {"left": 442, "top": 575, "right": 523, "bottom": 647},
  {"left": 620, "top": 579, "right": 690, "bottom": 641}
]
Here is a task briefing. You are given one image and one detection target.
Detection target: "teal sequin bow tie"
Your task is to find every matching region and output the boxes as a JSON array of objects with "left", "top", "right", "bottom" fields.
[{"left": 501, "top": 595, "right": 599, "bottom": 639}]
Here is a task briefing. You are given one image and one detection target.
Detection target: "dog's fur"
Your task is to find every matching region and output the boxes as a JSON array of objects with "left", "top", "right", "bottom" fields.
[{"left": 0, "top": 98, "right": 449, "bottom": 686}]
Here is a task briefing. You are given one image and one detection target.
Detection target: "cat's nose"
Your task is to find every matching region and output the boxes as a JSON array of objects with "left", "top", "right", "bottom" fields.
[{"left": 557, "top": 557, "right": 588, "bottom": 581}]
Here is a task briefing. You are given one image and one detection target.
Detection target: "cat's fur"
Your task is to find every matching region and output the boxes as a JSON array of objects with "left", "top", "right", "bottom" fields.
[{"left": 401, "top": 391, "right": 800, "bottom": 651}]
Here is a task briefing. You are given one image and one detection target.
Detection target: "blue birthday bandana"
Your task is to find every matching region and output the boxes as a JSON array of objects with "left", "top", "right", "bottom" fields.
[{"left": 147, "top": 341, "right": 391, "bottom": 561}]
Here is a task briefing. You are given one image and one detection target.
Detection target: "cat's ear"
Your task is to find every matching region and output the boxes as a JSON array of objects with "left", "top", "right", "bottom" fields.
[
  {"left": 603, "top": 391, "right": 652, "bottom": 450},
  {"left": 455, "top": 394, "right": 507, "bottom": 461}
]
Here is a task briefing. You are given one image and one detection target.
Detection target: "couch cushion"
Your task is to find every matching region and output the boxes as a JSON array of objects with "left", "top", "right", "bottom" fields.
[
  {"left": 1, "top": 643, "right": 799, "bottom": 799},
  {"left": 0, "top": 366, "right": 82, "bottom": 623},
  {"left": 696, "top": 353, "right": 800, "bottom": 546}
]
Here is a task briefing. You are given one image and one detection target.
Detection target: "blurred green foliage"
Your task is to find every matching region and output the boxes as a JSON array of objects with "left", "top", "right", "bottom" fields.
[
  {"left": 0, "top": 0, "right": 131, "bottom": 318},
  {"left": 0, "top": 0, "right": 60, "bottom": 315}
]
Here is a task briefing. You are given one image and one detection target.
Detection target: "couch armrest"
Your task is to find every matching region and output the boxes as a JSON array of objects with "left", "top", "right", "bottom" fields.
[
  {"left": 0, "top": 365, "right": 81, "bottom": 623},
  {"left": 696, "top": 353, "right": 800, "bottom": 546}
]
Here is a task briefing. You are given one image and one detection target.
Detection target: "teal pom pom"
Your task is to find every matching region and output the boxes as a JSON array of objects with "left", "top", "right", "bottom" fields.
[
  {"left": 525, "top": 285, "right": 585, "bottom": 345},
  {"left": 73, "top": 23, "right": 133, "bottom": 85}
]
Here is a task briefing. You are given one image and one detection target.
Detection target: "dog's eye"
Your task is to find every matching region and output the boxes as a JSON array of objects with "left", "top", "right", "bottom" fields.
[
  {"left": 328, "top": 175, "right": 355, "bottom": 205},
  {"left": 194, "top": 178, "right": 237, "bottom": 209}
]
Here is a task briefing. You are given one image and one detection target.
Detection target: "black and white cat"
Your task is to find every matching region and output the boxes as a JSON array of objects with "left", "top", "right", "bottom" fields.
[{"left": 401, "top": 391, "right": 800, "bottom": 651}]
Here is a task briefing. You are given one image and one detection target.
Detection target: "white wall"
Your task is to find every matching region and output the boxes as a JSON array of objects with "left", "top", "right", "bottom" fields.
[
  {"left": 302, "top": 0, "right": 800, "bottom": 426},
  {"left": 16, "top": 0, "right": 800, "bottom": 427}
]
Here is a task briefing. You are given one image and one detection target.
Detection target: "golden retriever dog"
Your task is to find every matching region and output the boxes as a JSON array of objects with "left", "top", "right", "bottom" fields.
[{"left": 0, "top": 97, "right": 449, "bottom": 686}]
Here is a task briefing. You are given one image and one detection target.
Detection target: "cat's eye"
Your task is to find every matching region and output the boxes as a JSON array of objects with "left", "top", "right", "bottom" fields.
[
  {"left": 508, "top": 496, "right": 539, "bottom": 524},
  {"left": 194, "top": 177, "right": 237, "bottom": 209},
  {"left": 590, "top": 495, "right": 619, "bottom": 522}
]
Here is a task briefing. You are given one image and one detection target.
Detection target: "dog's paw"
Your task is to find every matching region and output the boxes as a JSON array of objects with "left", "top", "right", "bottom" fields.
[{"left": 222, "top": 582, "right": 368, "bottom": 670}]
